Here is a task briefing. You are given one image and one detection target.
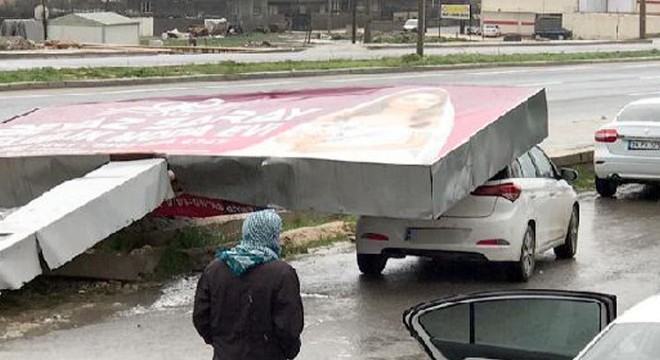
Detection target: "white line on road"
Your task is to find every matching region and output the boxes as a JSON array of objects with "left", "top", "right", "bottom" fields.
[
  {"left": 627, "top": 91, "right": 660, "bottom": 96},
  {"left": 624, "top": 63, "right": 660, "bottom": 68},
  {"left": 516, "top": 81, "right": 563, "bottom": 87},
  {"left": 0, "top": 87, "right": 195, "bottom": 100},
  {"left": 639, "top": 75, "right": 660, "bottom": 80},
  {"left": 203, "top": 81, "right": 296, "bottom": 89},
  {"left": 468, "top": 69, "right": 527, "bottom": 76},
  {"left": 324, "top": 73, "right": 448, "bottom": 83}
]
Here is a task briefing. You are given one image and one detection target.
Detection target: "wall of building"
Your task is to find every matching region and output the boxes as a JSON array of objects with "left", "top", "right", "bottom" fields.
[
  {"left": 482, "top": 0, "right": 577, "bottom": 14},
  {"left": 482, "top": 11, "right": 535, "bottom": 35},
  {"left": 48, "top": 24, "right": 104, "bottom": 43},
  {"left": 134, "top": 16, "right": 153, "bottom": 37},
  {"left": 104, "top": 24, "right": 139, "bottom": 44},
  {"left": 565, "top": 12, "right": 660, "bottom": 39}
]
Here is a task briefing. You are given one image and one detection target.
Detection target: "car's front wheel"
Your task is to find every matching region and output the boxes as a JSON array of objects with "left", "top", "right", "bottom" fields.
[
  {"left": 357, "top": 253, "right": 387, "bottom": 276},
  {"left": 508, "top": 225, "right": 536, "bottom": 282},
  {"left": 554, "top": 206, "right": 579, "bottom": 259},
  {"left": 595, "top": 177, "right": 618, "bottom": 197}
]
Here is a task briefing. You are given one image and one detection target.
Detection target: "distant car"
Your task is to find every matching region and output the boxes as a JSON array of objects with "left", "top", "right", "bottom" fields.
[
  {"left": 466, "top": 26, "right": 481, "bottom": 35},
  {"left": 356, "top": 146, "right": 579, "bottom": 282},
  {"left": 534, "top": 28, "right": 573, "bottom": 40},
  {"left": 403, "top": 19, "right": 419, "bottom": 32},
  {"left": 594, "top": 98, "right": 660, "bottom": 197},
  {"left": 482, "top": 24, "right": 501, "bottom": 37},
  {"left": 404, "top": 289, "right": 660, "bottom": 360}
]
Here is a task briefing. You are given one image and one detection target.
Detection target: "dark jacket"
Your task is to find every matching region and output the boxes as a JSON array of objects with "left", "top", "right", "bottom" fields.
[{"left": 193, "top": 259, "right": 304, "bottom": 360}]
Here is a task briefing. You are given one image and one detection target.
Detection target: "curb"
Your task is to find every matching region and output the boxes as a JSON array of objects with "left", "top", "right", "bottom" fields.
[
  {"left": 0, "top": 47, "right": 304, "bottom": 60},
  {"left": 3, "top": 55, "right": 660, "bottom": 92},
  {"left": 550, "top": 149, "right": 594, "bottom": 167},
  {"left": 365, "top": 39, "right": 654, "bottom": 50}
]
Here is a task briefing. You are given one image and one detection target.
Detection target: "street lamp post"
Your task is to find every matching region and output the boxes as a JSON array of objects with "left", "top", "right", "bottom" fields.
[
  {"left": 416, "top": 0, "right": 426, "bottom": 56},
  {"left": 640, "top": 0, "right": 647, "bottom": 39}
]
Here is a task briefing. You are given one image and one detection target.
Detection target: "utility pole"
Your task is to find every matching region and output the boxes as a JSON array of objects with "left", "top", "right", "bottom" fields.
[
  {"left": 416, "top": 0, "right": 426, "bottom": 56},
  {"left": 640, "top": 0, "right": 647, "bottom": 39},
  {"left": 364, "top": 0, "right": 372, "bottom": 43},
  {"left": 351, "top": 0, "right": 357, "bottom": 44},
  {"left": 41, "top": 0, "right": 48, "bottom": 41},
  {"left": 327, "top": 0, "right": 332, "bottom": 33}
]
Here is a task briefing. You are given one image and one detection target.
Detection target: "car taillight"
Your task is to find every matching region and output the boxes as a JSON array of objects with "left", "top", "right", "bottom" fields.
[
  {"left": 595, "top": 129, "right": 618, "bottom": 143},
  {"left": 476, "top": 239, "right": 510, "bottom": 246},
  {"left": 362, "top": 233, "right": 389, "bottom": 241},
  {"left": 472, "top": 183, "right": 521, "bottom": 202}
]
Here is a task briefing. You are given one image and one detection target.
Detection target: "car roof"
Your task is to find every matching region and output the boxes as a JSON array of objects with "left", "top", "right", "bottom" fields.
[{"left": 614, "top": 294, "right": 660, "bottom": 324}]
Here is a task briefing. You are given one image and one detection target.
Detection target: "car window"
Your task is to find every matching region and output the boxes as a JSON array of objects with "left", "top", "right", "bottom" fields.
[
  {"left": 617, "top": 104, "right": 660, "bottom": 122},
  {"left": 489, "top": 168, "right": 509, "bottom": 181},
  {"left": 473, "top": 299, "right": 601, "bottom": 358},
  {"left": 509, "top": 160, "right": 523, "bottom": 178},
  {"left": 577, "top": 323, "right": 660, "bottom": 360},
  {"left": 517, "top": 153, "right": 537, "bottom": 178},
  {"left": 529, "top": 147, "right": 555, "bottom": 179}
]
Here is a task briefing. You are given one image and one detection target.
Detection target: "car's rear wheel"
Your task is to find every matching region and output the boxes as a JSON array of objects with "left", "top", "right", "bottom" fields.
[
  {"left": 509, "top": 225, "right": 536, "bottom": 282},
  {"left": 595, "top": 177, "right": 618, "bottom": 197},
  {"left": 357, "top": 253, "right": 387, "bottom": 276},
  {"left": 554, "top": 206, "right": 579, "bottom": 259}
]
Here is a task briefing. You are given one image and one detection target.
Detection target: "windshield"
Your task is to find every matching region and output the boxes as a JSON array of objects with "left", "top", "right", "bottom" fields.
[
  {"left": 577, "top": 323, "right": 660, "bottom": 360},
  {"left": 618, "top": 104, "right": 660, "bottom": 122}
]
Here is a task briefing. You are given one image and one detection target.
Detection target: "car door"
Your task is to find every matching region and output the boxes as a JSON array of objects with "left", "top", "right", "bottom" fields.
[
  {"left": 403, "top": 290, "right": 617, "bottom": 360},
  {"left": 516, "top": 152, "right": 551, "bottom": 244},
  {"left": 529, "top": 147, "right": 574, "bottom": 242}
]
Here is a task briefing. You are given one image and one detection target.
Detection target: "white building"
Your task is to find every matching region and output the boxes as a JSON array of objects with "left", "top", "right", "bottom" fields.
[
  {"left": 48, "top": 12, "right": 140, "bottom": 45},
  {"left": 482, "top": 0, "right": 660, "bottom": 40}
]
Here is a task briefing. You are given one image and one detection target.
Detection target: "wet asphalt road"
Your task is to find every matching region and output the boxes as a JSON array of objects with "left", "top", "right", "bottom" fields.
[{"left": 2, "top": 187, "right": 660, "bottom": 360}]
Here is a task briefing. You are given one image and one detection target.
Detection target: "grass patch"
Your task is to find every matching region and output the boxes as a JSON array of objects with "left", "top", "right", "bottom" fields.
[
  {"left": 571, "top": 163, "right": 596, "bottom": 192},
  {"left": 282, "top": 212, "right": 356, "bottom": 232},
  {"left": 372, "top": 32, "right": 471, "bottom": 44},
  {"left": 281, "top": 233, "right": 350, "bottom": 258},
  {"left": 3, "top": 49, "right": 660, "bottom": 84}
]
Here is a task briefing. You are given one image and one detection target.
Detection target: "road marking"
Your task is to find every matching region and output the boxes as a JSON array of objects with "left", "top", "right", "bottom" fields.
[
  {"left": 468, "top": 69, "right": 526, "bottom": 76},
  {"left": 203, "top": 81, "right": 296, "bottom": 89},
  {"left": 324, "top": 73, "right": 448, "bottom": 83},
  {"left": 627, "top": 91, "right": 660, "bottom": 96},
  {"left": 639, "top": 75, "right": 660, "bottom": 80},
  {"left": 516, "top": 81, "right": 563, "bottom": 87},
  {"left": 624, "top": 63, "right": 660, "bottom": 68},
  {"left": 87, "top": 87, "right": 191, "bottom": 95}
]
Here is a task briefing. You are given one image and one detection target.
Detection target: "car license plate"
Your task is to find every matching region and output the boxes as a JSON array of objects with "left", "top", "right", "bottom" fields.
[{"left": 629, "top": 140, "right": 660, "bottom": 151}]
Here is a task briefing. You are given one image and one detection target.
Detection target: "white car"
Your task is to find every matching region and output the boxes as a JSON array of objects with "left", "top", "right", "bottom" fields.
[
  {"left": 403, "top": 19, "right": 419, "bottom": 32},
  {"left": 404, "top": 289, "right": 660, "bottom": 360},
  {"left": 482, "top": 24, "right": 501, "bottom": 37},
  {"left": 594, "top": 98, "right": 660, "bottom": 197},
  {"left": 356, "top": 146, "right": 579, "bottom": 281}
]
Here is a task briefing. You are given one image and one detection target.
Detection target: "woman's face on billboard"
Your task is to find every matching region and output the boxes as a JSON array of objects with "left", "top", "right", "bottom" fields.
[{"left": 388, "top": 92, "right": 446, "bottom": 112}]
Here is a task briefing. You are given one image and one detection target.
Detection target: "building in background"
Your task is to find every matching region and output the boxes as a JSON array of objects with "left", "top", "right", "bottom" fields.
[
  {"left": 482, "top": 0, "right": 660, "bottom": 40},
  {"left": 48, "top": 12, "right": 140, "bottom": 44}
]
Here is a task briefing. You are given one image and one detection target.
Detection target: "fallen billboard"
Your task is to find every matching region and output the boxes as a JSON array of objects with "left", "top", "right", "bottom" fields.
[{"left": 0, "top": 86, "right": 548, "bottom": 219}]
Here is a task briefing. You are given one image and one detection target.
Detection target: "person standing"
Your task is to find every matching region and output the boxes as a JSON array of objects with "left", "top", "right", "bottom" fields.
[{"left": 193, "top": 210, "right": 304, "bottom": 360}]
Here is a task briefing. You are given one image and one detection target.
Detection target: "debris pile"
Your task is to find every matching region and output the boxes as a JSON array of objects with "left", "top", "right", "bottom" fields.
[
  {"left": 0, "top": 36, "right": 36, "bottom": 50},
  {"left": 44, "top": 39, "right": 81, "bottom": 49}
]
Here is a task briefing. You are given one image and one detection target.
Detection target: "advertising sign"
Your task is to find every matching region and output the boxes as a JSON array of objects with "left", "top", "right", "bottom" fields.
[
  {"left": 0, "top": 86, "right": 547, "bottom": 219},
  {"left": 441, "top": 4, "right": 471, "bottom": 20}
]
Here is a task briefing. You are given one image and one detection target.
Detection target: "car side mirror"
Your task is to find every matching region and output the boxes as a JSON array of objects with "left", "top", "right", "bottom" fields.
[{"left": 561, "top": 168, "right": 579, "bottom": 183}]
